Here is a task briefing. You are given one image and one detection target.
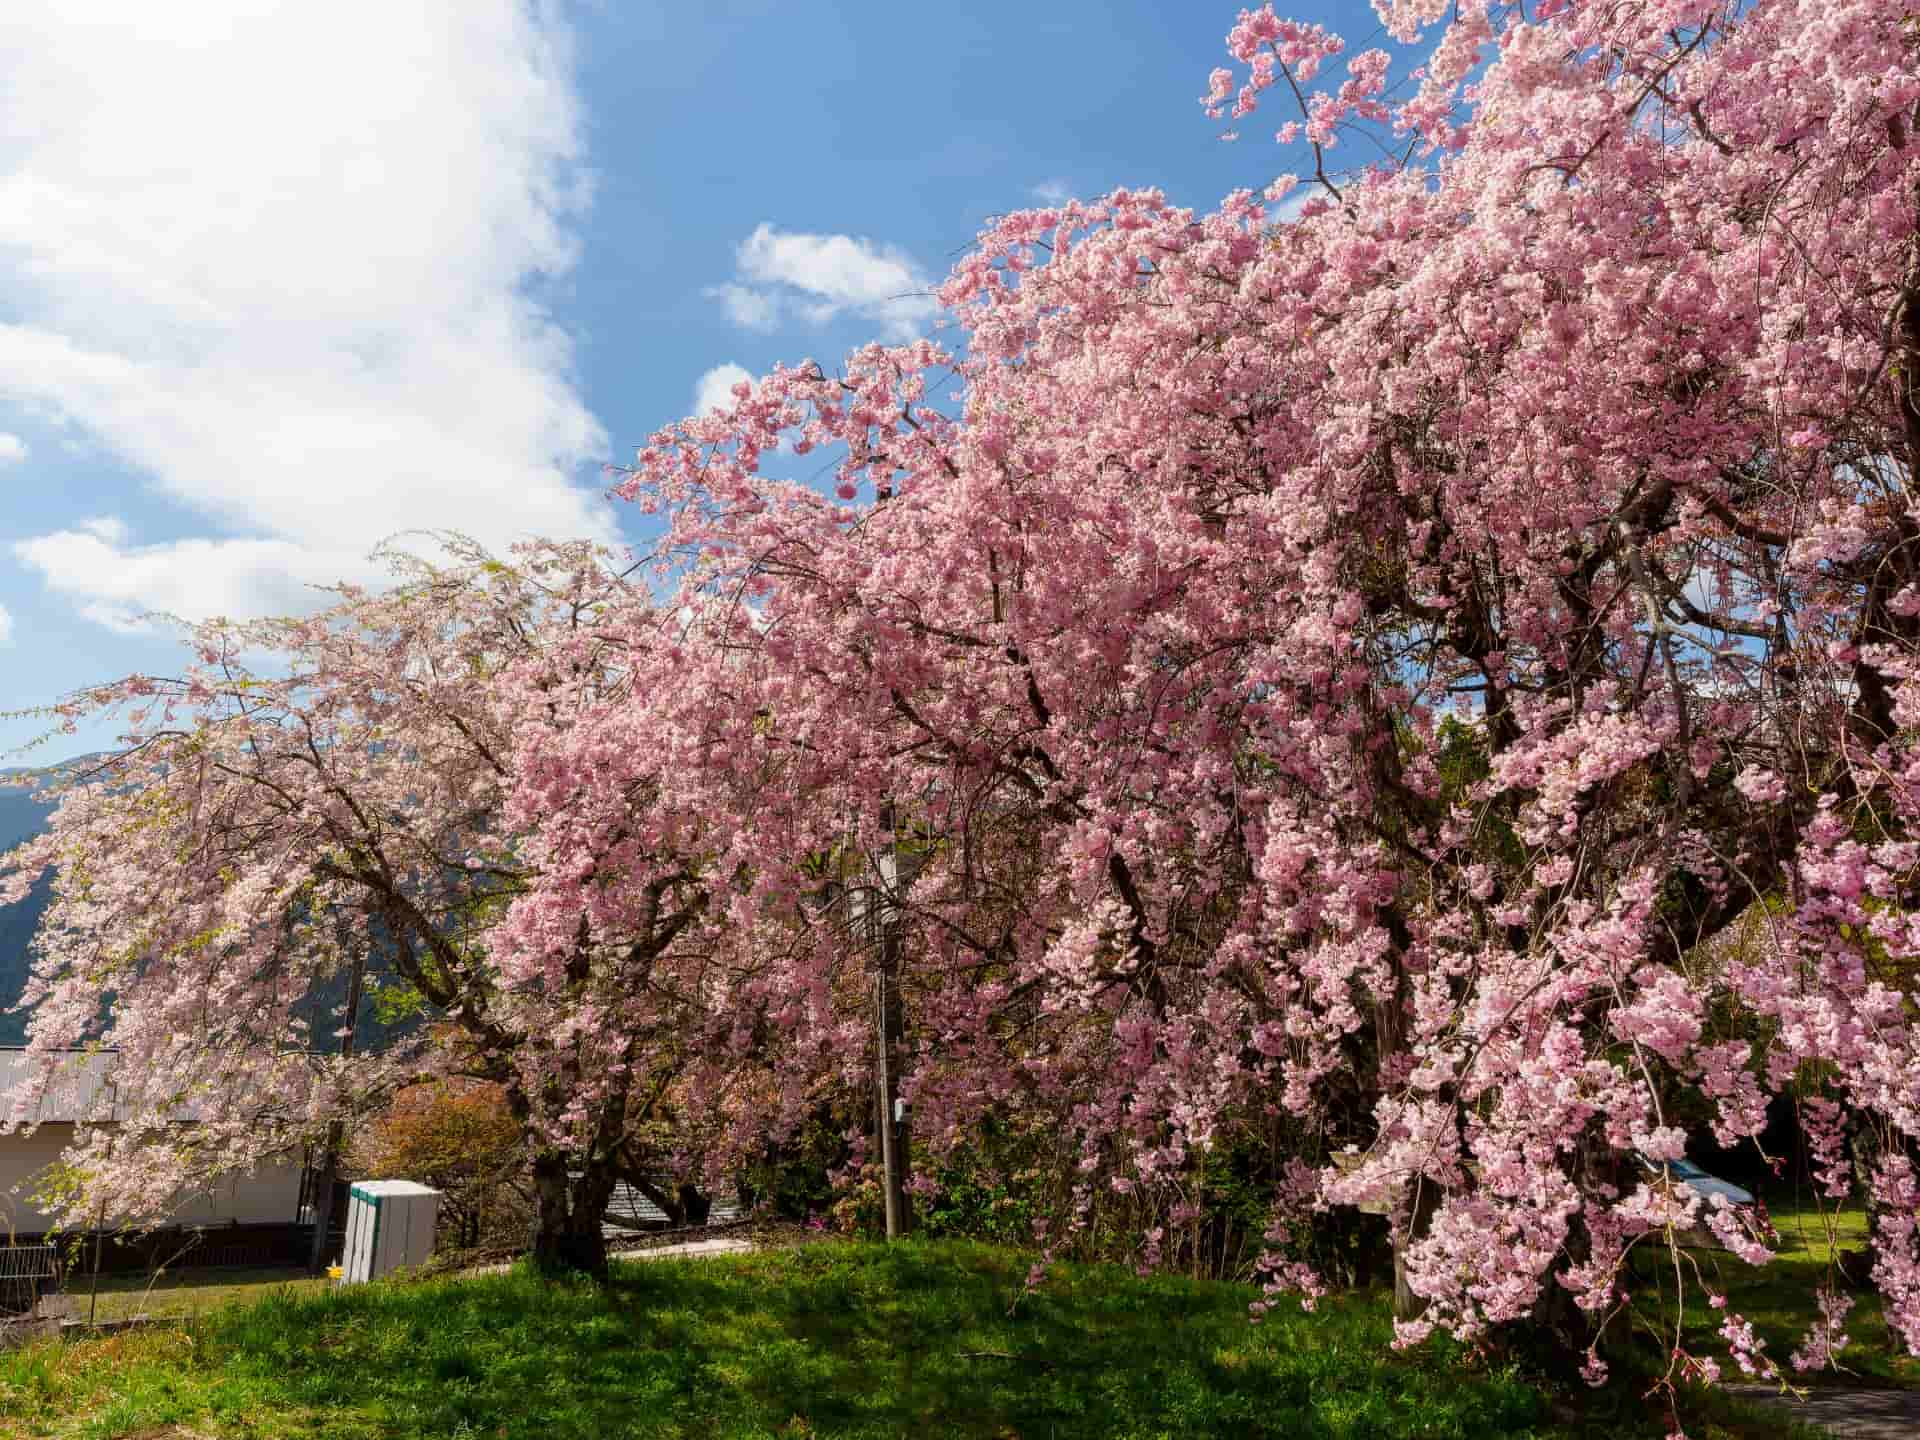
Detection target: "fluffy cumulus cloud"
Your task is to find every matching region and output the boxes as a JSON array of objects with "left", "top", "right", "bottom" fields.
[
  {"left": 707, "top": 284, "right": 781, "bottom": 333},
  {"left": 15, "top": 530, "right": 321, "bottom": 634},
  {"left": 692, "top": 363, "right": 754, "bottom": 419},
  {"left": 0, "top": 1, "right": 616, "bottom": 627},
  {"left": 0, "top": 602, "right": 12, "bottom": 646},
  {"left": 707, "top": 223, "right": 938, "bottom": 342},
  {"left": 1030, "top": 179, "right": 1073, "bottom": 205},
  {"left": 0, "top": 433, "right": 25, "bottom": 466}
]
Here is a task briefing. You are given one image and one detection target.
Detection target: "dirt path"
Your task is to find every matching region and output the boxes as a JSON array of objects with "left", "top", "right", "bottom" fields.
[{"left": 1727, "top": 1384, "right": 1920, "bottom": 1438}]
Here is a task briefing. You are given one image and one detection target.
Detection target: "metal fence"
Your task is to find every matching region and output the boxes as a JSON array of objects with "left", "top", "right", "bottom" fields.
[{"left": 0, "top": 1245, "right": 57, "bottom": 1315}]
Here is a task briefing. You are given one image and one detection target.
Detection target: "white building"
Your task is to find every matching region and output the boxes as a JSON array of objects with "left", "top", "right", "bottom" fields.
[{"left": 0, "top": 1049, "right": 306, "bottom": 1241}]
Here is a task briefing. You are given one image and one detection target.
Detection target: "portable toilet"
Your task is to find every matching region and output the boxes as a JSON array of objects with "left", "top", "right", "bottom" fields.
[{"left": 339, "top": 1180, "right": 440, "bottom": 1283}]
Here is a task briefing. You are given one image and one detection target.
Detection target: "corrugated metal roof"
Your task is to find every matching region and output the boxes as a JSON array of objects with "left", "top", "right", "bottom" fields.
[
  {"left": 0, "top": 1050, "right": 124, "bottom": 1125},
  {"left": 603, "top": 1180, "right": 742, "bottom": 1236},
  {"left": 0, "top": 1049, "right": 342, "bottom": 1128}
]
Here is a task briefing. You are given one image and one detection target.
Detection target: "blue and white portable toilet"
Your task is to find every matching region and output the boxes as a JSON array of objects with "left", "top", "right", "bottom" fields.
[{"left": 339, "top": 1180, "right": 440, "bottom": 1283}]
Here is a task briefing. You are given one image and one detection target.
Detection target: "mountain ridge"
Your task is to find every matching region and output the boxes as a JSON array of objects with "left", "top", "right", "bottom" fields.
[
  {"left": 1, "top": 755, "right": 412, "bottom": 1052},
  {"left": 0, "top": 774, "right": 61, "bottom": 1044}
]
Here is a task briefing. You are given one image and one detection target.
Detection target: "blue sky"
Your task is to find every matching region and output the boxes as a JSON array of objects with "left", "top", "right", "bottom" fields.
[{"left": 0, "top": 0, "right": 1370, "bottom": 763}]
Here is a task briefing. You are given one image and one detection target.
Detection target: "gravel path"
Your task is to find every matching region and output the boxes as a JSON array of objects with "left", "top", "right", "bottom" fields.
[{"left": 1727, "top": 1384, "right": 1920, "bottom": 1438}]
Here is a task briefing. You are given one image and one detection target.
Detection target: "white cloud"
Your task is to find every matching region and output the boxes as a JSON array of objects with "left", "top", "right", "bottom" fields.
[
  {"left": 0, "top": 1, "right": 616, "bottom": 628},
  {"left": 708, "top": 223, "right": 938, "bottom": 342},
  {"left": 16, "top": 528, "right": 337, "bottom": 634},
  {"left": 0, "top": 433, "right": 24, "bottom": 465},
  {"left": 706, "top": 284, "right": 780, "bottom": 333},
  {"left": 692, "top": 363, "right": 753, "bottom": 419},
  {"left": 1030, "top": 180, "right": 1072, "bottom": 205},
  {"left": 77, "top": 515, "right": 126, "bottom": 544},
  {"left": 0, "top": 602, "right": 12, "bottom": 646}
]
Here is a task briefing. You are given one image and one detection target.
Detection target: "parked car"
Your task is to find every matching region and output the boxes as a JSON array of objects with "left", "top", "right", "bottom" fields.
[{"left": 1639, "top": 1154, "right": 1778, "bottom": 1248}]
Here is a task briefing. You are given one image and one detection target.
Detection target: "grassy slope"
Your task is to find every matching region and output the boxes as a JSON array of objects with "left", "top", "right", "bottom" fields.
[
  {"left": 1653, "top": 1197, "right": 1920, "bottom": 1388},
  {"left": 63, "top": 1266, "right": 328, "bottom": 1324},
  {"left": 0, "top": 1241, "right": 1820, "bottom": 1440}
]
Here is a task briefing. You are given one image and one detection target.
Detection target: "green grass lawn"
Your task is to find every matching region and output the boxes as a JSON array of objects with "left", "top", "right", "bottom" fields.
[
  {"left": 59, "top": 1265, "right": 328, "bottom": 1324},
  {"left": 0, "top": 1240, "right": 1824, "bottom": 1440},
  {"left": 1633, "top": 1196, "right": 1920, "bottom": 1389}
]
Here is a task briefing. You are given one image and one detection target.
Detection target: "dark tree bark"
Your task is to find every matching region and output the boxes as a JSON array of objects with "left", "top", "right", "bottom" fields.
[
  {"left": 615, "top": 1172, "right": 713, "bottom": 1229},
  {"left": 529, "top": 1152, "right": 613, "bottom": 1278},
  {"left": 1391, "top": 1176, "right": 1440, "bottom": 1321},
  {"left": 306, "top": 940, "right": 366, "bottom": 1274},
  {"left": 677, "top": 1183, "right": 712, "bottom": 1227}
]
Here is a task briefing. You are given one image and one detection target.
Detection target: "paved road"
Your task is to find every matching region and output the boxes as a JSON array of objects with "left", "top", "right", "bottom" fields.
[
  {"left": 463, "top": 1235, "right": 754, "bottom": 1279},
  {"left": 1728, "top": 1384, "right": 1920, "bottom": 1438},
  {"left": 613, "top": 1237, "right": 755, "bottom": 1262}
]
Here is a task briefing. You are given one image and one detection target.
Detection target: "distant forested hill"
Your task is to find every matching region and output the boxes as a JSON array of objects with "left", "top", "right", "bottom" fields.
[
  {"left": 0, "top": 760, "right": 413, "bottom": 1052},
  {"left": 0, "top": 776, "right": 59, "bottom": 1044}
]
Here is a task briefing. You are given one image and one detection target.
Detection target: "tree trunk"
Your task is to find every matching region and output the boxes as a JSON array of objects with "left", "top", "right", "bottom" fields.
[
  {"left": 677, "top": 1183, "right": 712, "bottom": 1227},
  {"left": 870, "top": 807, "right": 912, "bottom": 1239},
  {"left": 622, "top": 1173, "right": 714, "bottom": 1228},
  {"left": 1391, "top": 1175, "right": 1440, "bottom": 1320},
  {"left": 306, "top": 1129, "right": 344, "bottom": 1273},
  {"left": 307, "top": 939, "right": 366, "bottom": 1274},
  {"left": 1532, "top": 1221, "right": 1596, "bottom": 1362},
  {"left": 530, "top": 1153, "right": 612, "bottom": 1277},
  {"left": 1373, "top": 921, "right": 1432, "bottom": 1321},
  {"left": 875, "top": 924, "right": 912, "bottom": 1238}
]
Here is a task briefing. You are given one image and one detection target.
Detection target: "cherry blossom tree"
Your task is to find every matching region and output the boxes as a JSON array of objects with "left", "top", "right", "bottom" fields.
[
  {"left": 532, "top": 0, "right": 1920, "bottom": 1390},
  {"left": 0, "top": 539, "right": 732, "bottom": 1275}
]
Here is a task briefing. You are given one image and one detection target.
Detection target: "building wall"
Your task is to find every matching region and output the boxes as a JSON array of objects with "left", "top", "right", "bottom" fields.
[
  {"left": 0, "top": 1124, "right": 67, "bottom": 1236},
  {"left": 0, "top": 1123, "right": 305, "bottom": 1233},
  {"left": 173, "top": 1149, "right": 306, "bottom": 1227}
]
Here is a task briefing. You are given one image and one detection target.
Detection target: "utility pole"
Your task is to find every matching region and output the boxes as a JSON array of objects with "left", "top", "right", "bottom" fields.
[
  {"left": 306, "top": 941, "right": 366, "bottom": 1274},
  {"left": 86, "top": 1202, "right": 103, "bottom": 1326},
  {"left": 870, "top": 803, "right": 910, "bottom": 1238},
  {"left": 862, "top": 473, "right": 911, "bottom": 1238}
]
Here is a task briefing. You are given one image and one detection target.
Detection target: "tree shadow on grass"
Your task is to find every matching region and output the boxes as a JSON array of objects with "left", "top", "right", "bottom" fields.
[{"left": 200, "top": 1242, "right": 1558, "bottom": 1439}]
